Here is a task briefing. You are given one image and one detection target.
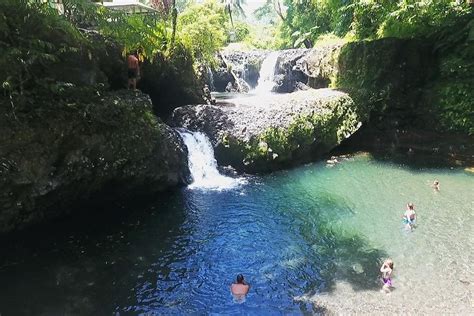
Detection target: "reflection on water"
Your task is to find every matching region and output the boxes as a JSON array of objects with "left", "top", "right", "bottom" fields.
[{"left": 0, "top": 153, "right": 472, "bottom": 314}]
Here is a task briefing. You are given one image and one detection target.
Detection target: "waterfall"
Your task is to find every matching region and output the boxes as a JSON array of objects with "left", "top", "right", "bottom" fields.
[
  {"left": 254, "top": 51, "right": 279, "bottom": 94},
  {"left": 206, "top": 65, "right": 215, "bottom": 91},
  {"left": 178, "top": 129, "right": 242, "bottom": 190}
]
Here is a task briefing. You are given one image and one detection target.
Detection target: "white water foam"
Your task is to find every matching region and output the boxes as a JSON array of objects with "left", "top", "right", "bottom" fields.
[
  {"left": 254, "top": 51, "right": 279, "bottom": 94},
  {"left": 178, "top": 129, "right": 244, "bottom": 190}
]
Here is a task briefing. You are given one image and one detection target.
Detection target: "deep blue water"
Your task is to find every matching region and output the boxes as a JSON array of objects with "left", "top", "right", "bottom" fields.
[{"left": 0, "top": 154, "right": 472, "bottom": 315}]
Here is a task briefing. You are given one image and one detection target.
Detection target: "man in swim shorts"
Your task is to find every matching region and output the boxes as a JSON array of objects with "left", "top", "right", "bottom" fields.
[{"left": 127, "top": 51, "right": 140, "bottom": 90}]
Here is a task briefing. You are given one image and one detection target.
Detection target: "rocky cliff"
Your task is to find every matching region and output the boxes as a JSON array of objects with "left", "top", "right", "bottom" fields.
[{"left": 0, "top": 91, "right": 190, "bottom": 234}]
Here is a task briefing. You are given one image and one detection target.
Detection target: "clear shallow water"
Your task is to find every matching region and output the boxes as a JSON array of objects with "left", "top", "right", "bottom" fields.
[{"left": 0, "top": 154, "right": 472, "bottom": 314}]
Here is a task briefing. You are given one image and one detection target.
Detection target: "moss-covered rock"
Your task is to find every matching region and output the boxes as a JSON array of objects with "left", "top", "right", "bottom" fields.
[
  {"left": 427, "top": 16, "right": 474, "bottom": 135},
  {"left": 0, "top": 90, "right": 190, "bottom": 234},
  {"left": 331, "top": 17, "right": 474, "bottom": 136},
  {"left": 171, "top": 89, "right": 361, "bottom": 173},
  {"left": 301, "top": 43, "right": 343, "bottom": 88},
  {"left": 335, "top": 38, "right": 435, "bottom": 127},
  {"left": 139, "top": 45, "right": 203, "bottom": 118}
]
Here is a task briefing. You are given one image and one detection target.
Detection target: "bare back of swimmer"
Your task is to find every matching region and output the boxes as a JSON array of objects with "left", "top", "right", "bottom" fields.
[{"left": 231, "top": 274, "right": 249, "bottom": 296}]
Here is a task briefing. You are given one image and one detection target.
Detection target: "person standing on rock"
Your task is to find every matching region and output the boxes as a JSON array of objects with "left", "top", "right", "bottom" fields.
[{"left": 127, "top": 51, "right": 140, "bottom": 90}]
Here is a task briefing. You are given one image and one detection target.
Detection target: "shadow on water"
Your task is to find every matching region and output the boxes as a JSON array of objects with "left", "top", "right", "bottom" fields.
[
  {"left": 0, "top": 190, "right": 190, "bottom": 315},
  {"left": 332, "top": 126, "right": 474, "bottom": 171},
  {"left": 0, "top": 168, "right": 391, "bottom": 314},
  {"left": 309, "top": 222, "right": 385, "bottom": 293},
  {"left": 289, "top": 199, "right": 386, "bottom": 296},
  {"left": 264, "top": 176, "right": 388, "bottom": 302}
]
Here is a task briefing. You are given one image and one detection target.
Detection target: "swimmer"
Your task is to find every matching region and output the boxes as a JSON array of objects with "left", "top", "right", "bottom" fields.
[
  {"left": 380, "top": 259, "right": 394, "bottom": 293},
  {"left": 432, "top": 179, "right": 440, "bottom": 191},
  {"left": 231, "top": 274, "right": 249, "bottom": 299},
  {"left": 326, "top": 156, "right": 339, "bottom": 165},
  {"left": 403, "top": 202, "right": 417, "bottom": 231}
]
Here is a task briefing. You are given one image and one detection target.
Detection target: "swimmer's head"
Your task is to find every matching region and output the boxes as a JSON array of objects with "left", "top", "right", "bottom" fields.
[
  {"left": 407, "top": 203, "right": 414, "bottom": 210},
  {"left": 236, "top": 274, "right": 245, "bottom": 284},
  {"left": 434, "top": 180, "right": 439, "bottom": 185},
  {"left": 385, "top": 259, "right": 394, "bottom": 269}
]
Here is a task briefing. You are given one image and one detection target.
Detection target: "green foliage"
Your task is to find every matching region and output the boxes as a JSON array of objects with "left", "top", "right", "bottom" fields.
[
  {"left": 221, "top": 0, "right": 246, "bottom": 26},
  {"left": 376, "top": 0, "right": 470, "bottom": 38},
  {"left": 430, "top": 16, "right": 474, "bottom": 134},
  {"left": 272, "top": 0, "right": 471, "bottom": 48},
  {"left": 232, "top": 21, "right": 251, "bottom": 42},
  {"left": 236, "top": 24, "right": 279, "bottom": 49},
  {"left": 178, "top": 0, "right": 228, "bottom": 63},
  {"left": 61, "top": 0, "right": 171, "bottom": 60},
  {"left": 435, "top": 81, "right": 474, "bottom": 134},
  {"left": 0, "top": 0, "right": 85, "bottom": 101}
]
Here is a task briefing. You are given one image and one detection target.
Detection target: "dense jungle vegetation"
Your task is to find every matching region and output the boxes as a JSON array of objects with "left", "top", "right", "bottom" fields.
[
  {"left": 0, "top": 0, "right": 234, "bottom": 109},
  {"left": 1, "top": 0, "right": 472, "bottom": 132}
]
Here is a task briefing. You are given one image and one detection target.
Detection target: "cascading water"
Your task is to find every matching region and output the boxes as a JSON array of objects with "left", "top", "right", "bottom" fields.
[
  {"left": 177, "top": 129, "right": 242, "bottom": 190},
  {"left": 254, "top": 51, "right": 279, "bottom": 94},
  {"left": 206, "top": 65, "right": 215, "bottom": 91}
]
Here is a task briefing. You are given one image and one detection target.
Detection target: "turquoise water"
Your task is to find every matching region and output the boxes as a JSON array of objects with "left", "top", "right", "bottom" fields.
[{"left": 0, "top": 153, "right": 472, "bottom": 314}]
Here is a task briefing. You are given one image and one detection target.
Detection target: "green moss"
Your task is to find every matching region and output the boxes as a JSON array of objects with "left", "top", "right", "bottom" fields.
[
  {"left": 431, "top": 34, "right": 474, "bottom": 135},
  {"left": 434, "top": 80, "right": 474, "bottom": 135},
  {"left": 221, "top": 96, "right": 360, "bottom": 170},
  {"left": 334, "top": 17, "right": 474, "bottom": 135}
]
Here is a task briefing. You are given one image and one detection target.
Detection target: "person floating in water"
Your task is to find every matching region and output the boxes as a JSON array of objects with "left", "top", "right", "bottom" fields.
[
  {"left": 380, "top": 259, "right": 394, "bottom": 293},
  {"left": 231, "top": 274, "right": 250, "bottom": 301},
  {"left": 403, "top": 202, "right": 417, "bottom": 231},
  {"left": 432, "top": 179, "right": 440, "bottom": 191},
  {"left": 127, "top": 51, "right": 140, "bottom": 90}
]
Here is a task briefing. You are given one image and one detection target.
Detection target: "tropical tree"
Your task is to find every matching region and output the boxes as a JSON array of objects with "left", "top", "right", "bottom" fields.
[{"left": 222, "top": 0, "right": 245, "bottom": 26}]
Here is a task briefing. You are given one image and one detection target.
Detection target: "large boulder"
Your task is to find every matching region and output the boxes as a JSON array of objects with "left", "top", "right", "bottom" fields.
[
  {"left": 273, "top": 49, "right": 309, "bottom": 93},
  {"left": 300, "top": 43, "right": 343, "bottom": 89},
  {"left": 0, "top": 90, "right": 190, "bottom": 234},
  {"left": 171, "top": 89, "right": 361, "bottom": 173}
]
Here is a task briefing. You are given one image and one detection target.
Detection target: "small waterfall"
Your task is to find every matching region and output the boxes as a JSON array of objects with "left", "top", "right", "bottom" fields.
[
  {"left": 178, "top": 129, "right": 242, "bottom": 190},
  {"left": 206, "top": 65, "right": 215, "bottom": 91},
  {"left": 254, "top": 51, "right": 279, "bottom": 94}
]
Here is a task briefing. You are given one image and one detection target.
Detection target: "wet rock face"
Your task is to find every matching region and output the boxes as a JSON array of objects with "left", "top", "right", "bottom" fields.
[
  {"left": 335, "top": 38, "right": 435, "bottom": 128},
  {"left": 211, "top": 51, "right": 267, "bottom": 92},
  {"left": 0, "top": 91, "right": 190, "bottom": 234},
  {"left": 272, "top": 44, "right": 344, "bottom": 92},
  {"left": 273, "top": 49, "right": 309, "bottom": 93},
  {"left": 212, "top": 54, "right": 236, "bottom": 92},
  {"left": 300, "top": 44, "right": 343, "bottom": 89},
  {"left": 171, "top": 89, "right": 361, "bottom": 173}
]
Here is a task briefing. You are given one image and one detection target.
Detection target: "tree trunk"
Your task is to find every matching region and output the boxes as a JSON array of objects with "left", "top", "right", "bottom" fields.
[{"left": 171, "top": 0, "right": 177, "bottom": 47}]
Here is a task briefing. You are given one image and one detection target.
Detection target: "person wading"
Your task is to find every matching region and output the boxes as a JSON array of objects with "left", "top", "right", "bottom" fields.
[{"left": 127, "top": 51, "right": 140, "bottom": 90}]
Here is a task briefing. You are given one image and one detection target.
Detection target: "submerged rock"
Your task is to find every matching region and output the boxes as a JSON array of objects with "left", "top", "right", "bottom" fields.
[
  {"left": 0, "top": 90, "right": 190, "bottom": 234},
  {"left": 171, "top": 89, "right": 361, "bottom": 173}
]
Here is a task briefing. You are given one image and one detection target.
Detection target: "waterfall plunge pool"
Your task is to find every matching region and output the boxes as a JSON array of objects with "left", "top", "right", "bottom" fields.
[{"left": 0, "top": 151, "right": 472, "bottom": 314}]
